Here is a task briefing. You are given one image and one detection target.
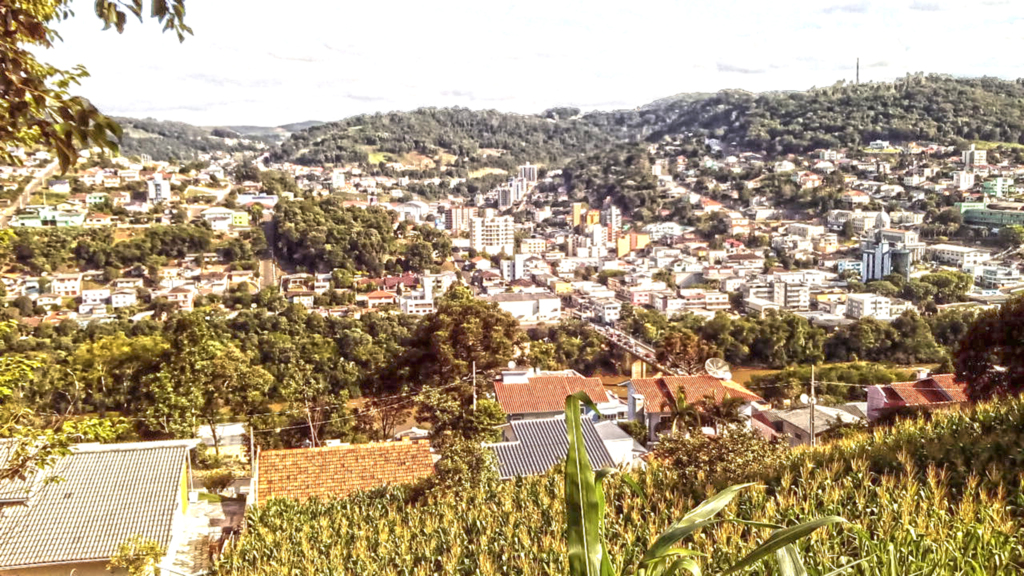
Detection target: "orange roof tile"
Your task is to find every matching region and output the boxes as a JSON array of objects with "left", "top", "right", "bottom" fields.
[
  {"left": 494, "top": 376, "right": 607, "bottom": 415},
  {"left": 256, "top": 439, "right": 434, "bottom": 504},
  {"left": 885, "top": 374, "right": 967, "bottom": 406},
  {"left": 365, "top": 290, "right": 396, "bottom": 300},
  {"left": 630, "top": 376, "right": 763, "bottom": 414}
]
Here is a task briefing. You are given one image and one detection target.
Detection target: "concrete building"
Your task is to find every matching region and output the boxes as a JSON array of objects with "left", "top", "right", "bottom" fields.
[
  {"left": 444, "top": 205, "right": 478, "bottom": 234},
  {"left": 926, "top": 244, "right": 990, "bottom": 268},
  {"left": 983, "top": 177, "right": 1014, "bottom": 197},
  {"left": 861, "top": 229, "right": 914, "bottom": 281},
  {"left": 147, "top": 173, "right": 171, "bottom": 203},
  {"left": 846, "top": 293, "right": 891, "bottom": 319},
  {"left": 469, "top": 210, "right": 515, "bottom": 256},
  {"left": 956, "top": 201, "right": 1024, "bottom": 227},
  {"left": 979, "top": 266, "right": 1021, "bottom": 289},
  {"left": 953, "top": 171, "right": 975, "bottom": 191},
  {"left": 962, "top": 144, "right": 987, "bottom": 168},
  {"left": 519, "top": 238, "right": 547, "bottom": 254},
  {"left": 484, "top": 292, "right": 561, "bottom": 323},
  {"left": 518, "top": 162, "right": 538, "bottom": 183}
]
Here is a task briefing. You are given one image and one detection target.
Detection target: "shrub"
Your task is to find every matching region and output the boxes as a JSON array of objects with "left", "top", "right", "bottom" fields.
[{"left": 203, "top": 469, "right": 235, "bottom": 494}]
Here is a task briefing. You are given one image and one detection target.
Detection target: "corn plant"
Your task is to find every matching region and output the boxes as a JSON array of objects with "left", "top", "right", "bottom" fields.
[{"left": 564, "top": 391, "right": 864, "bottom": 576}]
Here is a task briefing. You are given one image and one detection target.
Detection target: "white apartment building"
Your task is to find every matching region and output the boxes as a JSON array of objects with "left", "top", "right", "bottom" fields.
[
  {"left": 147, "top": 173, "right": 171, "bottom": 203},
  {"left": 787, "top": 223, "right": 826, "bottom": 239},
  {"left": 953, "top": 171, "right": 975, "bottom": 191},
  {"left": 51, "top": 274, "right": 82, "bottom": 297},
  {"left": 962, "top": 144, "right": 987, "bottom": 168},
  {"left": 469, "top": 210, "right": 515, "bottom": 256},
  {"left": 846, "top": 293, "right": 891, "bottom": 320},
  {"left": 111, "top": 289, "right": 138, "bottom": 309},
  {"left": 519, "top": 238, "right": 547, "bottom": 254},
  {"left": 927, "top": 244, "right": 990, "bottom": 268}
]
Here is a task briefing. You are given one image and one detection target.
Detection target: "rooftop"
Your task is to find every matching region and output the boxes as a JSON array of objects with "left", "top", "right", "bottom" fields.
[
  {"left": 486, "top": 418, "right": 614, "bottom": 479},
  {"left": 256, "top": 439, "right": 434, "bottom": 504}
]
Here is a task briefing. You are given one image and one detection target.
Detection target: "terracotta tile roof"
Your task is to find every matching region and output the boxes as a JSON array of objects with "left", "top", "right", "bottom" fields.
[
  {"left": 884, "top": 374, "right": 967, "bottom": 406},
  {"left": 365, "top": 290, "right": 396, "bottom": 300},
  {"left": 257, "top": 440, "right": 433, "bottom": 504},
  {"left": 494, "top": 376, "right": 607, "bottom": 415},
  {"left": 630, "top": 376, "right": 763, "bottom": 414}
]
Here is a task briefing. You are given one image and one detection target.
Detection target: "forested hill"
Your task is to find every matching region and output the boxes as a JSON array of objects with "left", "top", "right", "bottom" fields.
[
  {"left": 270, "top": 107, "right": 618, "bottom": 169},
  {"left": 116, "top": 117, "right": 267, "bottom": 161},
  {"left": 583, "top": 75, "right": 1024, "bottom": 153}
]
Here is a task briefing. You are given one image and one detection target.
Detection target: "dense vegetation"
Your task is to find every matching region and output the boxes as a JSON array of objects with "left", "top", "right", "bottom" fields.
[
  {"left": 115, "top": 117, "right": 265, "bottom": 161},
  {"left": 1, "top": 286, "right": 522, "bottom": 446},
  {"left": 272, "top": 198, "right": 449, "bottom": 274},
  {"left": 622, "top": 306, "right": 960, "bottom": 378},
  {"left": 586, "top": 75, "right": 1024, "bottom": 153},
  {"left": 272, "top": 107, "right": 617, "bottom": 169},
  {"left": 212, "top": 398, "right": 1024, "bottom": 575},
  {"left": 7, "top": 223, "right": 267, "bottom": 274}
]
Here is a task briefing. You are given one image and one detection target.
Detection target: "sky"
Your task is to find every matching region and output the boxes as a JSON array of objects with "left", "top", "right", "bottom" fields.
[{"left": 41, "top": 0, "right": 1024, "bottom": 126}]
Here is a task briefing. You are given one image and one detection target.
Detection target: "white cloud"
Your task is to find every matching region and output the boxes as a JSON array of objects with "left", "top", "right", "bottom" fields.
[{"left": 35, "top": 0, "right": 1024, "bottom": 125}]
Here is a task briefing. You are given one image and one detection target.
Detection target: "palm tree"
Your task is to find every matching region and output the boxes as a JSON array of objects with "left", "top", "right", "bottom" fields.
[
  {"left": 700, "top": 393, "right": 746, "bottom": 434},
  {"left": 668, "top": 391, "right": 701, "bottom": 434}
]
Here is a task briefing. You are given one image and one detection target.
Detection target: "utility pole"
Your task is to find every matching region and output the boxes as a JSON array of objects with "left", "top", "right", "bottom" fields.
[
  {"left": 472, "top": 361, "right": 477, "bottom": 411},
  {"left": 809, "top": 365, "right": 817, "bottom": 447},
  {"left": 856, "top": 57, "right": 860, "bottom": 84}
]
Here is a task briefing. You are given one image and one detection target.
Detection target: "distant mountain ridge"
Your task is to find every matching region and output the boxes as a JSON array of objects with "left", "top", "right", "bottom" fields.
[{"left": 116, "top": 75, "right": 1024, "bottom": 162}]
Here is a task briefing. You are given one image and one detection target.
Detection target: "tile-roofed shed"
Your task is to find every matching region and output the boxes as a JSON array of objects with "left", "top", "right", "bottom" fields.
[
  {"left": 630, "top": 376, "right": 763, "bottom": 414},
  {"left": 256, "top": 439, "right": 434, "bottom": 504},
  {"left": 494, "top": 374, "right": 608, "bottom": 416},
  {"left": 0, "top": 442, "right": 189, "bottom": 570},
  {"left": 487, "top": 418, "right": 615, "bottom": 479}
]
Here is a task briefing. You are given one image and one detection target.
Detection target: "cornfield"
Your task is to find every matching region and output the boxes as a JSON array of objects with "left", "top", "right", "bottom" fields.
[{"left": 212, "top": 399, "right": 1024, "bottom": 575}]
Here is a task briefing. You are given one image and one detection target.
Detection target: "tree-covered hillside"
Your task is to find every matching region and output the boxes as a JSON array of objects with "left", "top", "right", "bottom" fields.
[
  {"left": 271, "top": 107, "right": 617, "bottom": 169},
  {"left": 585, "top": 75, "right": 1024, "bottom": 153},
  {"left": 115, "top": 117, "right": 266, "bottom": 161}
]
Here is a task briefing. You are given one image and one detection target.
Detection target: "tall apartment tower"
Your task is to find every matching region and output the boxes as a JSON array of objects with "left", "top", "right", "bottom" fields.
[
  {"left": 962, "top": 144, "right": 987, "bottom": 168},
  {"left": 518, "top": 162, "right": 538, "bottom": 183},
  {"left": 571, "top": 202, "right": 585, "bottom": 227},
  {"left": 469, "top": 209, "right": 515, "bottom": 256},
  {"left": 601, "top": 205, "right": 622, "bottom": 242},
  {"left": 444, "top": 205, "right": 478, "bottom": 234}
]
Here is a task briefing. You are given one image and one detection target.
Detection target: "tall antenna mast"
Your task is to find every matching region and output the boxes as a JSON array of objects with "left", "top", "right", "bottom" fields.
[{"left": 856, "top": 57, "right": 860, "bottom": 84}]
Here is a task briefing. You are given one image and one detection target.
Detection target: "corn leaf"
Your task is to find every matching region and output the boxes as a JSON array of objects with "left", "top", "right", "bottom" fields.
[
  {"left": 775, "top": 545, "right": 808, "bottom": 576},
  {"left": 722, "top": 516, "right": 846, "bottom": 574},
  {"left": 640, "top": 483, "right": 756, "bottom": 565},
  {"left": 565, "top": 392, "right": 604, "bottom": 576}
]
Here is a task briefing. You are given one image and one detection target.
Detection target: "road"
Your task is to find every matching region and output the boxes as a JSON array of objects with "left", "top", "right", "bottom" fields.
[
  {"left": 259, "top": 211, "right": 278, "bottom": 290},
  {"left": 581, "top": 315, "right": 683, "bottom": 376},
  {"left": 1, "top": 160, "right": 59, "bottom": 227}
]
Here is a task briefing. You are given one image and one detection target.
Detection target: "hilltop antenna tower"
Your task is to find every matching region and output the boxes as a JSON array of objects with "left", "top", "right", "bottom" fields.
[{"left": 856, "top": 58, "right": 860, "bottom": 84}]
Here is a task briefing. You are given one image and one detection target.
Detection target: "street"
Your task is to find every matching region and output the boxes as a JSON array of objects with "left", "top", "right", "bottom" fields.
[{"left": 1, "top": 159, "right": 59, "bottom": 227}]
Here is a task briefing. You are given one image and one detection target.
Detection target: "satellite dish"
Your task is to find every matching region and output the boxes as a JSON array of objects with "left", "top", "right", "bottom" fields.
[
  {"left": 705, "top": 358, "right": 732, "bottom": 380},
  {"left": 508, "top": 361, "right": 516, "bottom": 369},
  {"left": 799, "top": 393, "right": 810, "bottom": 405}
]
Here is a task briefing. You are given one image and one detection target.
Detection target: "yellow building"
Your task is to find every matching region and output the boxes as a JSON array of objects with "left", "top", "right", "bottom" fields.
[
  {"left": 552, "top": 281, "right": 573, "bottom": 295},
  {"left": 571, "top": 202, "right": 585, "bottom": 227},
  {"left": 617, "top": 232, "right": 651, "bottom": 257},
  {"left": 585, "top": 209, "right": 601, "bottom": 226}
]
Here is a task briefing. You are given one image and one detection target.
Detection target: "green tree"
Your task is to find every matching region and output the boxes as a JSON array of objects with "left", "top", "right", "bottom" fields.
[
  {"left": 2, "top": 0, "right": 191, "bottom": 170},
  {"left": 956, "top": 295, "right": 1024, "bottom": 399},
  {"left": 998, "top": 225, "right": 1024, "bottom": 247}
]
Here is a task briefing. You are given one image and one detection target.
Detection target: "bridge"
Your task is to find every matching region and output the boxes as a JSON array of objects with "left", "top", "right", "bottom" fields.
[{"left": 584, "top": 320, "right": 683, "bottom": 378}]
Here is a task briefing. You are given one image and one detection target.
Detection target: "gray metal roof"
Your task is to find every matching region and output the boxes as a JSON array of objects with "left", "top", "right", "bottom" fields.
[
  {"left": 0, "top": 443, "right": 187, "bottom": 569},
  {"left": 487, "top": 418, "right": 615, "bottom": 479}
]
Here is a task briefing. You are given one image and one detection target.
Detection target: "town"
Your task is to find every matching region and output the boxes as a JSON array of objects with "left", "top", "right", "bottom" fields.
[{"left": 4, "top": 3, "right": 1024, "bottom": 572}]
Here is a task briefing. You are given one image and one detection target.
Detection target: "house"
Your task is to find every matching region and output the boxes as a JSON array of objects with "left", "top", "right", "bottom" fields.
[
  {"left": 594, "top": 420, "right": 648, "bottom": 466},
  {"left": 51, "top": 273, "right": 82, "bottom": 297},
  {"left": 0, "top": 440, "right": 194, "bottom": 575},
  {"left": 866, "top": 372, "right": 968, "bottom": 421},
  {"left": 110, "top": 289, "right": 138, "bottom": 309},
  {"left": 626, "top": 375, "right": 764, "bottom": 441},
  {"left": 753, "top": 405, "right": 865, "bottom": 447},
  {"left": 160, "top": 284, "right": 197, "bottom": 311},
  {"left": 485, "top": 417, "right": 616, "bottom": 479},
  {"left": 841, "top": 190, "right": 871, "bottom": 206},
  {"left": 80, "top": 288, "right": 110, "bottom": 306},
  {"left": 254, "top": 439, "right": 434, "bottom": 504},
  {"left": 493, "top": 369, "right": 624, "bottom": 420},
  {"left": 365, "top": 290, "right": 397, "bottom": 309},
  {"left": 34, "top": 293, "right": 61, "bottom": 308},
  {"left": 288, "top": 290, "right": 315, "bottom": 308},
  {"left": 201, "top": 207, "right": 235, "bottom": 231}
]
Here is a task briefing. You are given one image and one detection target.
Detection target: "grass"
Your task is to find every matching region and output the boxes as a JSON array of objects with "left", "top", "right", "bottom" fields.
[
  {"left": 469, "top": 167, "right": 508, "bottom": 179},
  {"left": 970, "top": 140, "right": 1024, "bottom": 150},
  {"left": 199, "top": 492, "right": 223, "bottom": 503}
]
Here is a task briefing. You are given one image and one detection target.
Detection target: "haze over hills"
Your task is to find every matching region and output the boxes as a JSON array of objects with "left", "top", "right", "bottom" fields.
[{"left": 115, "top": 75, "right": 1024, "bottom": 162}]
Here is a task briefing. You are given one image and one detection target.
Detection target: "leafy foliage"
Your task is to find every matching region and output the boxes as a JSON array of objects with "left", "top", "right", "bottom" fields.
[
  {"left": 956, "top": 295, "right": 1024, "bottom": 400},
  {"left": 587, "top": 75, "right": 1024, "bottom": 154},
  {"left": 273, "top": 107, "right": 616, "bottom": 170},
  {"left": 213, "top": 398, "right": 1024, "bottom": 575},
  {"left": 1, "top": 0, "right": 191, "bottom": 171},
  {"left": 653, "top": 425, "right": 788, "bottom": 483},
  {"left": 107, "top": 535, "right": 167, "bottom": 576}
]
